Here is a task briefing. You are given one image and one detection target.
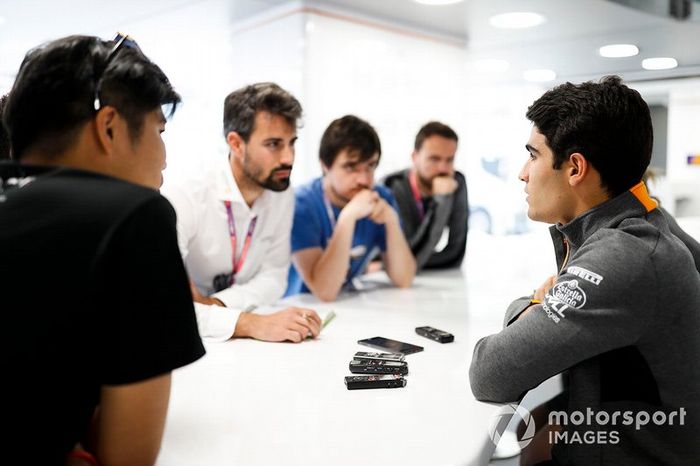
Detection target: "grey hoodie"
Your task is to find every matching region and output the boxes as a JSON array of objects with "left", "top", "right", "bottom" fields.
[{"left": 469, "top": 182, "right": 700, "bottom": 465}]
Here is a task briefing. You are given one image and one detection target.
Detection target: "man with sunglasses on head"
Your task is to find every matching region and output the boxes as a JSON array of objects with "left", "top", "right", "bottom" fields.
[
  {"left": 286, "top": 115, "right": 416, "bottom": 301},
  {"left": 162, "top": 83, "right": 321, "bottom": 342},
  {"left": 0, "top": 34, "right": 204, "bottom": 465}
]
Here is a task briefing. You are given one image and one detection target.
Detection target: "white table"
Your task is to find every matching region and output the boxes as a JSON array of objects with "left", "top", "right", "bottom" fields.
[{"left": 156, "top": 269, "right": 506, "bottom": 466}]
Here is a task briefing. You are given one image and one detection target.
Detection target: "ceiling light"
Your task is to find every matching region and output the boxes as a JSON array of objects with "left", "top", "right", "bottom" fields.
[
  {"left": 414, "top": 0, "right": 464, "bottom": 5},
  {"left": 489, "top": 12, "right": 545, "bottom": 29},
  {"left": 473, "top": 59, "right": 510, "bottom": 73},
  {"left": 642, "top": 57, "right": 678, "bottom": 70},
  {"left": 599, "top": 44, "right": 639, "bottom": 58},
  {"left": 523, "top": 69, "right": 556, "bottom": 82}
]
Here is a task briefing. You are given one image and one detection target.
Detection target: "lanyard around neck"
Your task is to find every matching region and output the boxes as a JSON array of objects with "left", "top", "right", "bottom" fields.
[
  {"left": 323, "top": 193, "right": 337, "bottom": 229},
  {"left": 321, "top": 191, "right": 366, "bottom": 272},
  {"left": 409, "top": 170, "right": 425, "bottom": 221},
  {"left": 224, "top": 200, "right": 257, "bottom": 283}
]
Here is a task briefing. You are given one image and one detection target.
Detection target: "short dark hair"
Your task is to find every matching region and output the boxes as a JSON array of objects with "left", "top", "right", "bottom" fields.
[
  {"left": 526, "top": 75, "right": 653, "bottom": 197},
  {"left": 414, "top": 121, "right": 458, "bottom": 151},
  {"left": 3, "top": 34, "right": 181, "bottom": 160},
  {"left": 223, "top": 82, "right": 302, "bottom": 141},
  {"left": 0, "top": 94, "right": 10, "bottom": 160},
  {"left": 319, "top": 115, "right": 381, "bottom": 168}
]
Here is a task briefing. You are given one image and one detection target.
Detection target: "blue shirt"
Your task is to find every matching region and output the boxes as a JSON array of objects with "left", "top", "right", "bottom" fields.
[{"left": 286, "top": 177, "right": 400, "bottom": 296}]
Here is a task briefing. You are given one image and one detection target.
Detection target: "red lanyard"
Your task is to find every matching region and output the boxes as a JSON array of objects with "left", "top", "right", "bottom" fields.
[
  {"left": 224, "top": 200, "right": 257, "bottom": 285},
  {"left": 408, "top": 170, "right": 425, "bottom": 221}
]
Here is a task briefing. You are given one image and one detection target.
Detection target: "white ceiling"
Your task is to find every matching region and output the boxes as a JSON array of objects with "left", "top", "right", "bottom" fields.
[
  {"left": 1, "top": 0, "right": 699, "bottom": 85},
  {"left": 314, "top": 0, "right": 700, "bottom": 82}
]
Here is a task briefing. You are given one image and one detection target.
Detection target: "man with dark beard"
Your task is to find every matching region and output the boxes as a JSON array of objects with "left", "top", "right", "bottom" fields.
[
  {"left": 163, "top": 83, "right": 321, "bottom": 342},
  {"left": 383, "top": 122, "right": 468, "bottom": 271}
]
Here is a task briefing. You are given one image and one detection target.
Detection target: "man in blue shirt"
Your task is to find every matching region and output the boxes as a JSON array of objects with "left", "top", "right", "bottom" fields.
[{"left": 287, "top": 115, "right": 415, "bottom": 300}]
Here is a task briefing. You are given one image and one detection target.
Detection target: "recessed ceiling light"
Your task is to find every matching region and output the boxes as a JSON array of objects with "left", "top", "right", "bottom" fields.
[
  {"left": 642, "top": 57, "right": 678, "bottom": 70},
  {"left": 473, "top": 59, "right": 510, "bottom": 73},
  {"left": 599, "top": 44, "right": 639, "bottom": 58},
  {"left": 414, "top": 0, "right": 464, "bottom": 5},
  {"left": 523, "top": 69, "right": 556, "bottom": 82},
  {"left": 489, "top": 12, "right": 546, "bottom": 29}
]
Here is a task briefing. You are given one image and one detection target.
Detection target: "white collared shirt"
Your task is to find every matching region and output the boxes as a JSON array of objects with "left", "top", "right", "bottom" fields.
[{"left": 161, "top": 157, "right": 294, "bottom": 341}]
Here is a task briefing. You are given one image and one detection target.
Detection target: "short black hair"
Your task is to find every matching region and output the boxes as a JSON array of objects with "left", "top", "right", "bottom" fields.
[
  {"left": 223, "top": 82, "right": 302, "bottom": 141},
  {"left": 3, "top": 34, "right": 181, "bottom": 160},
  {"left": 0, "top": 94, "right": 10, "bottom": 160},
  {"left": 526, "top": 75, "right": 653, "bottom": 197},
  {"left": 319, "top": 115, "right": 381, "bottom": 168},
  {"left": 414, "top": 121, "right": 458, "bottom": 151}
]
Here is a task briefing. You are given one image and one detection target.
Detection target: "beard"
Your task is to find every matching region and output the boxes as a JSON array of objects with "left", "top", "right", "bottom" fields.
[
  {"left": 242, "top": 149, "right": 292, "bottom": 192},
  {"left": 418, "top": 171, "right": 450, "bottom": 190},
  {"left": 417, "top": 171, "right": 435, "bottom": 192},
  {"left": 257, "top": 165, "right": 292, "bottom": 192}
]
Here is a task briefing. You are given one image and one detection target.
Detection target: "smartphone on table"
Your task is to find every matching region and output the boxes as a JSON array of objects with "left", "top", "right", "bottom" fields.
[{"left": 357, "top": 336, "right": 423, "bottom": 355}]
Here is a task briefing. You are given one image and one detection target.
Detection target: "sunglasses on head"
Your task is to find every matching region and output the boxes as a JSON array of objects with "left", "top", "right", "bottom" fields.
[{"left": 93, "top": 33, "right": 140, "bottom": 112}]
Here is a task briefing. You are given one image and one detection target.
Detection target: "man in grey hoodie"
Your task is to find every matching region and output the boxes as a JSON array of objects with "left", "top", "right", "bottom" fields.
[{"left": 469, "top": 76, "right": 700, "bottom": 466}]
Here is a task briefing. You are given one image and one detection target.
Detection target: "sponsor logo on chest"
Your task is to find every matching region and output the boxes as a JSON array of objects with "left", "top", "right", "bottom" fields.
[{"left": 542, "top": 279, "right": 588, "bottom": 323}]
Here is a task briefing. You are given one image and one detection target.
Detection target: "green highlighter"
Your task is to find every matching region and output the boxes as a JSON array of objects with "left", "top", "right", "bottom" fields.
[{"left": 321, "top": 310, "right": 336, "bottom": 329}]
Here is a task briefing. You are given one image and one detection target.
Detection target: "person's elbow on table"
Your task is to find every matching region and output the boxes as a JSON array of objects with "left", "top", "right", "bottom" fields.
[
  {"left": 392, "top": 271, "right": 415, "bottom": 289},
  {"left": 314, "top": 286, "right": 340, "bottom": 303},
  {"left": 469, "top": 338, "right": 526, "bottom": 403}
]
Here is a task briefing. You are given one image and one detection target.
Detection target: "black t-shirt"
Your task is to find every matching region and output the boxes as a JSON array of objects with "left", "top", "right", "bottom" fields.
[{"left": 0, "top": 163, "right": 205, "bottom": 464}]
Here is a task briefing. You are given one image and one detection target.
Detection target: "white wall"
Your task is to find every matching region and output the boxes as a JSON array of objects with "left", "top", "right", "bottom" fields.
[
  {"left": 667, "top": 88, "right": 700, "bottom": 217},
  {"left": 634, "top": 78, "right": 700, "bottom": 217},
  {"left": 300, "top": 11, "right": 469, "bottom": 181}
]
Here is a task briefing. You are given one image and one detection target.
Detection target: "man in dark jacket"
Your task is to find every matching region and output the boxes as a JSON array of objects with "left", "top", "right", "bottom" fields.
[{"left": 383, "top": 122, "right": 468, "bottom": 270}]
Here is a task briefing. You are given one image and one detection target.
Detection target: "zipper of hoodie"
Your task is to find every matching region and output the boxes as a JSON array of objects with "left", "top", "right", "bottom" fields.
[{"left": 557, "top": 237, "right": 570, "bottom": 276}]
